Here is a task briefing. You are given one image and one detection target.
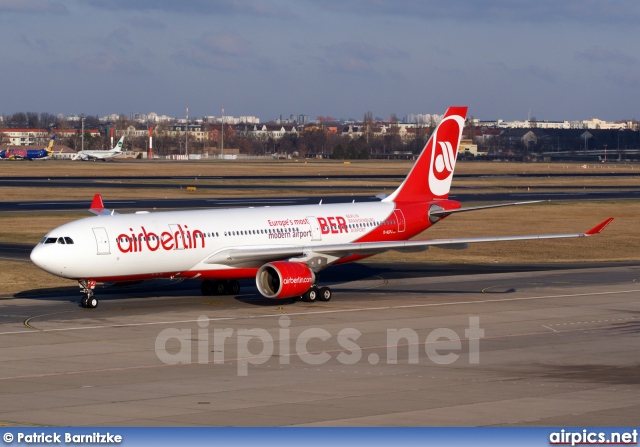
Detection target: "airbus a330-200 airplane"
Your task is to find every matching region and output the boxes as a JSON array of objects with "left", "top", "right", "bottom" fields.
[
  {"left": 30, "top": 107, "right": 613, "bottom": 308},
  {"left": 0, "top": 135, "right": 56, "bottom": 160},
  {"left": 73, "top": 136, "right": 125, "bottom": 161}
]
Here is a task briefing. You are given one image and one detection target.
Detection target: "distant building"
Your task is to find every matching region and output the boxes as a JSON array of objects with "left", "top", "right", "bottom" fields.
[
  {"left": 204, "top": 115, "right": 260, "bottom": 125},
  {"left": 0, "top": 128, "right": 99, "bottom": 146},
  {"left": 472, "top": 118, "right": 628, "bottom": 130},
  {"left": 459, "top": 138, "right": 478, "bottom": 156},
  {"left": 53, "top": 129, "right": 100, "bottom": 138},
  {"left": 0, "top": 128, "right": 49, "bottom": 145},
  {"left": 404, "top": 114, "right": 442, "bottom": 125},
  {"left": 165, "top": 123, "right": 209, "bottom": 142},
  {"left": 51, "top": 146, "right": 78, "bottom": 160},
  {"left": 246, "top": 124, "right": 298, "bottom": 140}
]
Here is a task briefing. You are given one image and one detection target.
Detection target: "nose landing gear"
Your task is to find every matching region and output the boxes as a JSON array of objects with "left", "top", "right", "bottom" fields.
[{"left": 79, "top": 280, "right": 98, "bottom": 308}]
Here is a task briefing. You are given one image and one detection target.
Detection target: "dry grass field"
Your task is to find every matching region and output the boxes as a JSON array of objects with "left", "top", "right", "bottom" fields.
[
  {"left": 1, "top": 158, "right": 639, "bottom": 178},
  {"left": 2, "top": 160, "right": 639, "bottom": 202},
  {"left": 0, "top": 159, "right": 638, "bottom": 296}
]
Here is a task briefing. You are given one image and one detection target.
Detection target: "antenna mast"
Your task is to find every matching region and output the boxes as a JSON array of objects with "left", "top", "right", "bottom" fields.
[
  {"left": 221, "top": 105, "right": 224, "bottom": 156},
  {"left": 185, "top": 104, "right": 189, "bottom": 157}
]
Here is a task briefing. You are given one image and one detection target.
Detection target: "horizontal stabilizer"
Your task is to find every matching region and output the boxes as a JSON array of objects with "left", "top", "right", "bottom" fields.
[{"left": 429, "top": 200, "right": 543, "bottom": 218}]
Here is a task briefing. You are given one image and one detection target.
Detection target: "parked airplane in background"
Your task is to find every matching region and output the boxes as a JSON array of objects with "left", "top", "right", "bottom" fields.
[
  {"left": 0, "top": 135, "right": 56, "bottom": 160},
  {"left": 73, "top": 136, "right": 125, "bottom": 161},
  {"left": 30, "top": 107, "right": 613, "bottom": 308}
]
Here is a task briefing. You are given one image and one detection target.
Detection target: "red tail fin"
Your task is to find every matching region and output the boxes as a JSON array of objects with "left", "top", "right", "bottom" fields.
[
  {"left": 384, "top": 106, "right": 467, "bottom": 203},
  {"left": 89, "top": 194, "right": 105, "bottom": 214}
]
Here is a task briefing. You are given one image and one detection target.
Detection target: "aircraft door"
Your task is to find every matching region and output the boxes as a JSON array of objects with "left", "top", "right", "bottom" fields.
[
  {"left": 393, "top": 209, "right": 406, "bottom": 233},
  {"left": 168, "top": 224, "right": 186, "bottom": 249},
  {"left": 306, "top": 216, "right": 322, "bottom": 241},
  {"left": 92, "top": 227, "right": 111, "bottom": 255}
]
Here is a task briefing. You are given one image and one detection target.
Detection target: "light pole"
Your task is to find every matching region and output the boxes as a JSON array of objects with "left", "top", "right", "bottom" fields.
[
  {"left": 185, "top": 105, "right": 188, "bottom": 157},
  {"left": 221, "top": 105, "right": 224, "bottom": 157},
  {"left": 81, "top": 114, "right": 85, "bottom": 152}
]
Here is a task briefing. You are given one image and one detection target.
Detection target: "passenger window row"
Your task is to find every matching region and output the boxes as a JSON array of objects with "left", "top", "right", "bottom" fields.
[
  {"left": 116, "top": 232, "right": 221, "bottom": 243},
  {"left": 225, "top": 227, "right": 301, "bottom": 237},
  {"left": 328, "top": 221, "right": 395, "bottom": 231}
]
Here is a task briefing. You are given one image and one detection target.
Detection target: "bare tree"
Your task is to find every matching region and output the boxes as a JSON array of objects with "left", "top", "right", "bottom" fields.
[
  {"left": 26, "top": 112, "right": 40, "bottom": 128},
  {"left": 40, "top": 113, "right": 57, "bottom": 129}
]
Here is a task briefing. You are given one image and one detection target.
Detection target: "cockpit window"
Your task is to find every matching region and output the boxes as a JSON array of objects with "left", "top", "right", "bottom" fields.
[{"left": 42, "top": 236, "right": 74, "bottom": 244}]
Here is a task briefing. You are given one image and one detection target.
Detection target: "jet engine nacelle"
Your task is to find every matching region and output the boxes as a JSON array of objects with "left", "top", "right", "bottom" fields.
[{"left": 256, "top": 261, "right": 315, "bottom": 299}]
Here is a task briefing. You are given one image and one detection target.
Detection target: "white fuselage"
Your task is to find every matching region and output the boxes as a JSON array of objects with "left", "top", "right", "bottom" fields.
[
  {"left": 76, "top": 150, "right": 121, "bottom": 160},
  {"left": 30, "top": 201, "right": 402, "bottom": 282}
]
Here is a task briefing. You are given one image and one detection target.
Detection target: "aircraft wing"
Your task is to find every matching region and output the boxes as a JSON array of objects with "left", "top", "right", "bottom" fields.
[{"left": 205, "top": 218, "right": 614, "bottom": 265}]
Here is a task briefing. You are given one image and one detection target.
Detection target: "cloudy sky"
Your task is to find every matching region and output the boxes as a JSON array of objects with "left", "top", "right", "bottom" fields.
[{"left": 2, "top": 0, "right": 639, "bottom": 121}]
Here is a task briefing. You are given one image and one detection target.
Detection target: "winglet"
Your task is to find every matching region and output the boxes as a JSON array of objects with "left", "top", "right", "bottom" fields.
[
  {"left": 585, "top": 218, "right": 614, "bottom": 236},
  {"left": 89, "top": 194, "right": 106, "bottom": 215}
]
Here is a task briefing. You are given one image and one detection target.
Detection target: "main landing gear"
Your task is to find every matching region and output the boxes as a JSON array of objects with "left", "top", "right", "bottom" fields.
[
  {"left": 200, "top": 279, "right": 241, "bottom": 296},
  {"left": 200, "top": 279, "right": 332, "bottom": 303},
  {"left": 300, "top": 285, "right": 332, "bottom": 303},
  {"left": 79, "top": 280, "right": 98, "bottom": 309}
]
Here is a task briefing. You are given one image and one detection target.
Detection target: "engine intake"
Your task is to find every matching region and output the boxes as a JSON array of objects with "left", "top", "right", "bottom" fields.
[{"left": 256, "top": 261, "right": 315, "bottom": 299}]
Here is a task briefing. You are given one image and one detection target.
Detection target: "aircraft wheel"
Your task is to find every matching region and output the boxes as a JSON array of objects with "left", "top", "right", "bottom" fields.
[
  {"left": 81, "top": 294, "right": 98, "bottom": 308},
  {"left": 318, "top": 287, "right": 332, "bottom": 302},
  {"left": 213, "top": 280, "right": 227, "bottom": 295},
  {"left": 200, "top": 280, "right": 214, "bottom": 296},
  {"left": 302, "top": 286, "right": 318, "bottom": 302},
  {"left": 227, "top": 280, "right": 240, "bottom": 295}
]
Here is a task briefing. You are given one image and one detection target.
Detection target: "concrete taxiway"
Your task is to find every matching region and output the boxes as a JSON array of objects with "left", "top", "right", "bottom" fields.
[
  {"left": 1, "top": 262, "right": 639, "bottom": 426},
  {"left": 3, "top": 187, "right": 640, "bottom": 215}
]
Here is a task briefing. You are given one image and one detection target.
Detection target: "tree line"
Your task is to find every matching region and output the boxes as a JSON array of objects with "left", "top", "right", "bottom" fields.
[
  {"left": 1, "top": 111, "right": 439, "bottom": 158},
  {"left": 5, "top": 111, "right": 640, "bottom": 158}
]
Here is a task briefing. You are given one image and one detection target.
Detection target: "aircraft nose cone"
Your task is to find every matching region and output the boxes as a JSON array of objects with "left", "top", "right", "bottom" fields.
[{"left": 30, "top": 245, "right": 48, "bottom": 270}]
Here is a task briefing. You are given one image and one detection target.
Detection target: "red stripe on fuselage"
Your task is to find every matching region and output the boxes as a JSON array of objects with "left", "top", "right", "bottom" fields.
[{"left": 72, "top": 268, "right": 259, "bottom": 283}]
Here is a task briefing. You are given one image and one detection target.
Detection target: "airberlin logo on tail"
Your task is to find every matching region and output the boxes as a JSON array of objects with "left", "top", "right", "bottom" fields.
[
  {"left": 428, "top": 114, "right": 465, "bottom": 197},
  {"left": 434, "top": 141, "right": 455, "bottom": 179}
]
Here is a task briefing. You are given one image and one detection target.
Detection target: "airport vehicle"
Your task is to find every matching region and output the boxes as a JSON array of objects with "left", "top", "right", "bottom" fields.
[
  {"left": 0, "top": 135, "right": 56, "bottom": 160},
  {"left": 73, "top": 136, "right": 125, "bottom": 161},
  {"left": 30, "top": 107, "right": 613, "bottom": 308}
]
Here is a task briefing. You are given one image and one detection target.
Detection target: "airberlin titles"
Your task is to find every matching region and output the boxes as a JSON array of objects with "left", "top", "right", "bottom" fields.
[
  {"left": 115, "top": 214, "right": 378, "bottom": 254},
  {"left": 116, "top": 225, "right": 204, "bottom": 253}
]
